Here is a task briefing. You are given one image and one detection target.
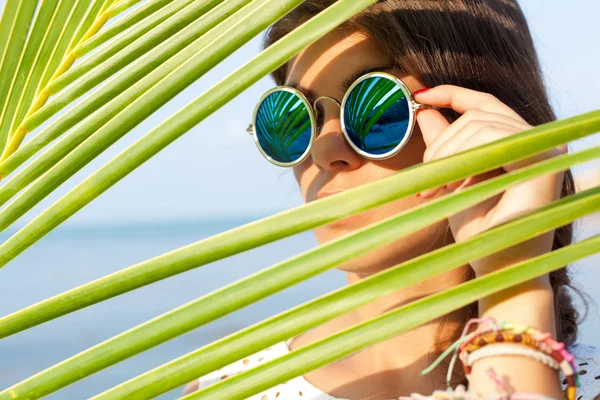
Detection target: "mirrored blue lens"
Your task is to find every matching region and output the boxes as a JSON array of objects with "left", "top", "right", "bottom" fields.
[
  {"left": 255, "top": 90, "right": 312, "bottom": 163},
  {"left": 343, "top": 76, "right": 410, "bottom": 155}
]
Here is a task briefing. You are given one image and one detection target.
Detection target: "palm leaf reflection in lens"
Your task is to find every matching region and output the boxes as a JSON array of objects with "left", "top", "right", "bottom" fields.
[
  {"left": 344, "top": 76, "right": 410, "bottom": 155},
  {"left": 255, "top": 90, "right": 312, "bottom": 163}
]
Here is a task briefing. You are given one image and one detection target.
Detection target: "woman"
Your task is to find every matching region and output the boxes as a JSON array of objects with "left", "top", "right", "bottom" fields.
[{"left": 185, "top": 0, "right": 600, "bottom": 398}]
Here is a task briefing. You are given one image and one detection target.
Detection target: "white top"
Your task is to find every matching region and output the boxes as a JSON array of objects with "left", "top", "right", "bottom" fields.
[{"left": 196, "top": 340, "right": 600, "bottom": 399}]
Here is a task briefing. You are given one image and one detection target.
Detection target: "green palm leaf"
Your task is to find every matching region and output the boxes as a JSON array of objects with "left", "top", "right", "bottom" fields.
[
  {"left": 0, "top": 0, "right": 58, "bottom": 145},
  {"left": 35, "top": 0, "right": 93, "bottom": 97},
  {"left": 0, "top": 0, "right": 224, "bottom": 162},
  {"left": 71, "top": 0, "right": 182, "bottom": 58},
  {"left": 66, "top": 0, "right": 116, "bottom": 53},
  {"left": 0, "top": 1, "right": 597, "bottom": 399},
  {"left": 0, "top": 0, "right": 38, "bottom": 149}
]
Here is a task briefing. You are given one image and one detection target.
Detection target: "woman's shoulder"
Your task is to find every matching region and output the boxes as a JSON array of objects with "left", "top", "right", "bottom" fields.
[
  {"left": 565, "top": 343, "right": 600, "bottom": 398},
  {"left": 188, "top": 340, "right": 341, "bottom": 399},
  {"left": 196, "top": 341, "right": 291, "bottom": 390}
]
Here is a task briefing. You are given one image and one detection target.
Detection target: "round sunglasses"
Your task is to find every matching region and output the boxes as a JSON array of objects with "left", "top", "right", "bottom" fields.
[{"left": 247, "top": 71, "right": 437, "bottom": 167}]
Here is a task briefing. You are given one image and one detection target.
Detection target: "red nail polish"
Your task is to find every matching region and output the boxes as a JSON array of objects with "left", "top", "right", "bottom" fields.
[
  {"left": 443, "top": 185, "right": 448, "bottom": 189},
  {"left": 413, "top": 87, "right": 431, "bottom": 96},
  {"left": 416, "top": 193, "right": 421, "bottom": 197}
]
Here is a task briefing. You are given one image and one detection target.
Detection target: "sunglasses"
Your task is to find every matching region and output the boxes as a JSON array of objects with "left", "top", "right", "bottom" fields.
[{"left": 247, "top": 71, "right": 437, "bottom": 167}]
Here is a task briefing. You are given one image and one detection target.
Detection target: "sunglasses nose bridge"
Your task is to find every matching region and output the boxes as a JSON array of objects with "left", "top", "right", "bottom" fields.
[
  {"left": 312, "top": 96, "right": 342, "bottom": 137},
  {"left": 313, "top": 96, "right": 341, "bottom": 117},
  {"left": 313, "top": 96, "right": 341, "bottom": 110}
]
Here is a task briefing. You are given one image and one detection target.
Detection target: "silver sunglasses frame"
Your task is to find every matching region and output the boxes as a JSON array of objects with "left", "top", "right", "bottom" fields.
[{"left": 247, "top": 71, "right": 433, "bottom": 167}]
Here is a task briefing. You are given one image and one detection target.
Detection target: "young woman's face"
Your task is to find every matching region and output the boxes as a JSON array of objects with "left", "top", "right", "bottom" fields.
[{"left": 286, "top": 29, "right": 450, "bottom": 275}]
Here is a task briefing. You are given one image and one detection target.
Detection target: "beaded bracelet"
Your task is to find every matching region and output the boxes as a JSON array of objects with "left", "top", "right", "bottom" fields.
[
  {"left": 420, "top": 317, "right": 579, "bottom": 400},
  {"left": 460, "top": 331, "right": 556, "bottom": 374},
  {"left": 458, "top": 318, "right": 578, "bottom": 400},
  {"left": 466, "top": 343, "right": 559, "bottom": 371}
]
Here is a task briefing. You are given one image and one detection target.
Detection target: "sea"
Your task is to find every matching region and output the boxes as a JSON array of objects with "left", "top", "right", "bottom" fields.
[{"left": 0, "top": 216, "right": 598, "bottom": 399}]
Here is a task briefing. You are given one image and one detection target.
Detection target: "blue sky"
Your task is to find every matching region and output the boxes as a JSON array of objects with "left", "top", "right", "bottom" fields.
[{"left": 3, "top": 0, "right": 600, "bottom": 227}]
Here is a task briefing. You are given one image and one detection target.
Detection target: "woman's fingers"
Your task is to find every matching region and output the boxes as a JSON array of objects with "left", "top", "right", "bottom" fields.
[
  {"left": 414, "top": 84, "right": 525, "bottom": 120},
  {"left": 417, "top": 123, "right": 515, "bottom": 198},
  {"left": 423, "top": 110, "right": 529, "bottom": 162},
  {"left": 426, "top": 123, "right": 516, "bottom": 163},
  {"left": 414, "top": 107, "right": 451, "bottom": 147},
  {"left": 413, "top": 84, "right": 533, "bottom": 199}
]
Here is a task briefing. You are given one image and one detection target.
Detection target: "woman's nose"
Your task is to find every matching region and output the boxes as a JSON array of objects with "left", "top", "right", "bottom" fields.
[{"left": 310, "top": 101, "right": 363, "bottom": 171}]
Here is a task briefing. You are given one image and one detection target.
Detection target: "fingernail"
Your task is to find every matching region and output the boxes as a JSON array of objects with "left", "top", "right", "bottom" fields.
[
  {"left": 416, "top": 193, "right": 421, "bottom": 197},
  {"left": 443, "top": 185, "right": 448, "bottom": 189},
  {"left": 413, "top": 87, "right": 431, "bottom": 96}
]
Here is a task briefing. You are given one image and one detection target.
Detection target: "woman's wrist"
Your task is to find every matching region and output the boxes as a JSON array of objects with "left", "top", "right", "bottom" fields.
[
  {"left": 468, "top": 275, "right": 563, "bottom": 399},
  {"left": 477, "top": 274, "right": 555, "bottom": 334}
]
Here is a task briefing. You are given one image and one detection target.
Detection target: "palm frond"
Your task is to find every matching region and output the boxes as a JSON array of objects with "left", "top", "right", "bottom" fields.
[
  {"left": 0, "top": 0, "right": 224, "bottom": 162},
  {"left": 0, "top": 1, "right": 597, "bottom": 399},
  {"left": 0, "top": 0, "right": 39, "bottom": 149}
]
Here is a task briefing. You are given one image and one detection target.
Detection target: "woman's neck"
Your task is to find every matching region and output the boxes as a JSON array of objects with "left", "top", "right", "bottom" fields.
[{"left": 290, "top": 264, "right": 473, "bottom": 399}]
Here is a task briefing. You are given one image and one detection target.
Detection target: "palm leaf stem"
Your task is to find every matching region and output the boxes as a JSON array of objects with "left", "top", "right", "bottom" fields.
[
  {"left": 0, "top": 0, "right": 82, "bottom": 153},
  {"left": 72, "top": 0, "right": 185, "bottom": 61},
  {"left": 0, "top": 0, "right": 39, "bottom": 149},
  {"left": 34, "top": 0, "right": 92, "bottom": 99},
  {"left": 29, "top": 0, "right": 112, "bottom": 103},
  {"left": 65, "top": 0, "right": 113, "bottom": 53},
  {"left": 0, "top": 0, "right": 251, "bottom": 178},
  {"left": 0, "top": 1, "right": 20, "bottom": 67},
  {"left": 49, "top": 0, "right": 198, "bottom": 95},
  {"left": 0, "top": 0, "right": 227, "bottom": 163},
  {"left": 0, "top": 0, "right": 59, "bottom": 148}
]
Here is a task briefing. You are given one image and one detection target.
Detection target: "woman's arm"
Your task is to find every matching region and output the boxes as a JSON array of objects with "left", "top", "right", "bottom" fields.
[
  {"left": 413, "top": 85, "right": 569, "bottom": 399},
  {"left": 471, "top": 274, "right": 563, "bottom": 398}
]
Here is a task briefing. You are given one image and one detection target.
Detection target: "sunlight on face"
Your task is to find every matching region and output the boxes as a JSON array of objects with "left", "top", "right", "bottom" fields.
[{"left": 286, "top": 28, "right": 449, "bottom": 274}]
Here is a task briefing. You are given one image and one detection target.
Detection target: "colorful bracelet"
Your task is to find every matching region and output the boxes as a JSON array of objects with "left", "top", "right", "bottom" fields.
[
  {"left": 460, "top": 331, "right": 556, "bottom": 374},
  {"left": 420, "top": 317, "right": 579, "bottom": 400},
  {"left": 466, "top": 343, "right": 559, "bottom": 370}
]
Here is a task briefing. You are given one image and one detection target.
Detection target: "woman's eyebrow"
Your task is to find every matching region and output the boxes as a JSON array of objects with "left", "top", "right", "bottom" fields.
[{"left": 286, "top": 83, "right": 319, "bottom": 105}]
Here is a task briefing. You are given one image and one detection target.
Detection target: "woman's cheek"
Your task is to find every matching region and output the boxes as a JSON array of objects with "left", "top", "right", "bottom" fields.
[{"left": 293, "top": 161, "right": 318, "bottom": 202}]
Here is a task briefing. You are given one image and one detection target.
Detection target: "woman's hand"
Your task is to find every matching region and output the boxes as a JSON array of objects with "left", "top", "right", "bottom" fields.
[
  {"left": 414, "top": 85, "right": 565, "bottom": 399},
  {"left": 413, "top": 85, "right": 567, "bottom": 276}
]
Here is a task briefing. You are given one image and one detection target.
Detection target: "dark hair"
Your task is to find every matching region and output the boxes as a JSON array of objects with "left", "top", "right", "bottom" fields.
[{"left": 262, "top": 0, "right": 588, "bottom": 384}]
